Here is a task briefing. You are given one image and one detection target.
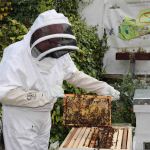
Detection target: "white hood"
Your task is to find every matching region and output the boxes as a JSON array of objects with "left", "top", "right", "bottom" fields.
[
  {"left": 28, "top": 9, "right": 78, "bottom": 61},
  {"left": 30, "top": 9, "right": 71, "bottom": 34}
]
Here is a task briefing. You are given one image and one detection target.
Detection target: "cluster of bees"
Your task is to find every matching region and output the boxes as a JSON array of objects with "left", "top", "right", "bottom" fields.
[{"left": 63, "top": 94, "right": 111, "bottom": 127}]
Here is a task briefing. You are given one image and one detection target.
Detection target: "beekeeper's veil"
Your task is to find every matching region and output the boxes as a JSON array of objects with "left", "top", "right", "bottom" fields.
[{"left": 29, "top": 10, "right": 79, "bottom": 61}]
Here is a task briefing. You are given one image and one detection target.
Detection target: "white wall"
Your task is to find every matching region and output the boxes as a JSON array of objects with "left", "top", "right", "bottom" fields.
[
  {"left": 79, "top": 0, "right": 105, "bottom": 38},
  {"left": 79, "top": 0, "right": 150, "bottom": 75}
]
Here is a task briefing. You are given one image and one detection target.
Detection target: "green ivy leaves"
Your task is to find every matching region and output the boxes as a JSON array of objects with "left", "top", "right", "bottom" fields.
[
  {"left": 0, "top": 18, "right": 28, "bottom": 57},
  {"left": 0, "top": 1, "right": 12, "bottom": 21}
]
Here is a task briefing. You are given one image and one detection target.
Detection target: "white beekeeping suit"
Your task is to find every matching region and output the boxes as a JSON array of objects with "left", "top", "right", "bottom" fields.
[{"left": 0, "top": 10, "right": 120, "bottom": 150}]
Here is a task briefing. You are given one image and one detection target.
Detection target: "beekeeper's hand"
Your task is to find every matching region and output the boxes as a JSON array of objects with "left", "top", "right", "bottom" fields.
[
  {"left": 1, "top": 87, "right": 50, "bottom": 107},
  {"left": 107, "top": 85, "right": 120, "bottom": 101}
]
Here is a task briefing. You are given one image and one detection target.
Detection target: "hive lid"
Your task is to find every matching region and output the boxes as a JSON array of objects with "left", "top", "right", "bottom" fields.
[
  {"left": 63, "top": 94, "right": 112, "bottom": 127},
  {"left": 133, "top": 89, "right": 150, "bottom": 105}
]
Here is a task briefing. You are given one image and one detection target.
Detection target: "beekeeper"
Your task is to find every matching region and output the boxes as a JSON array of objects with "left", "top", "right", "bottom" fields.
[{"left": 0, "top": 10, "right": 120, "bottom": 150}]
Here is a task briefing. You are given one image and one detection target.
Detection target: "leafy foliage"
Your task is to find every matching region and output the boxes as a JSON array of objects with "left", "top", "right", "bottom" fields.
[
  {"left": 0, "top": 18, "right": 28, "bottom": 57},
  {"left": 111, "top": 75, "right": 147, "bottom": 126},
  {"left": 50, "top": 99, "right": 70, "bottom": 144},
  {"left": 70, "top": 16, "right": 103, "bottom": 77},
  {"left": 10, "top": 0, "right": 38, "bottom": 26},
  {"left": 0, "top": 1, "right": 12, "bottom": 21}
]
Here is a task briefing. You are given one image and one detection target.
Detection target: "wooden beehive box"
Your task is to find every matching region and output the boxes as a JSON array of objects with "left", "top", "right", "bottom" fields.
[
  {"left": 60, "top": 94, "right": 133, "bottom": 150},
  {"left": 63, "top": 94, "right": 111, "bottom": 127},
  {"left": 59, "top": 125, "right": 132, "bottom": 150}
]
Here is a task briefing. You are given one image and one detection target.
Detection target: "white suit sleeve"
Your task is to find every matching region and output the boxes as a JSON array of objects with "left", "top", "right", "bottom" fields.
[
  {"left": 1, "top": 87, "right": 50, "bottom": 107},
  {"left": 0, "top": 47, "right": 50, "bottom": 107},
  {"left": 63, "top": 54, "right": 120, "bottom": 100},
  {"left": 66, "top": 70, "right": 120, "bottom": 100}
]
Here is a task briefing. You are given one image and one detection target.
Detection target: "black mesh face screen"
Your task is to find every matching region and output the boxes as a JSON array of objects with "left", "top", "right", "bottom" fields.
[
  {"left": 34, "top": 38, "right": 77, "bottom": 53},
  {"left": 44, "top": 49, "right": 73, "bottom": 59},
  {"left": 30, "top": 24, "right": 73, "bottom": 46},
  {"left": 30, "top": 24, "right": 78, "bottom": 60}
]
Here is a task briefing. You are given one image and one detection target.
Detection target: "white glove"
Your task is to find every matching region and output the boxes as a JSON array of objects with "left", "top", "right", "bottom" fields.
[
  {"left": 66, "top": 70, "right": 120, "bottom": 101},
  {"left": 107, "top": 85, "right": 120, "bottom": 101},
  {"left": 95, "top": 84, "right": 120, "bottom": 101},
  {"left": 1, "top": 87, "right": 50, "bottom": 107}
]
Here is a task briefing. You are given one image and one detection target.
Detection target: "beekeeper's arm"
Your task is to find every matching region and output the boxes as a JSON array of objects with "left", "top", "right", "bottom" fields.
[
  {"left": 64, "top": 54, "right": 120, "bottom": 100},
  {"left": 66, "top": 70, "right": 120, "bottom": 100},
  {"left": 1, "top": 87, "right": 50, "bottom": 107},
  {"left": 0, "top": 48, "right": 50, "bottom": 107}
]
